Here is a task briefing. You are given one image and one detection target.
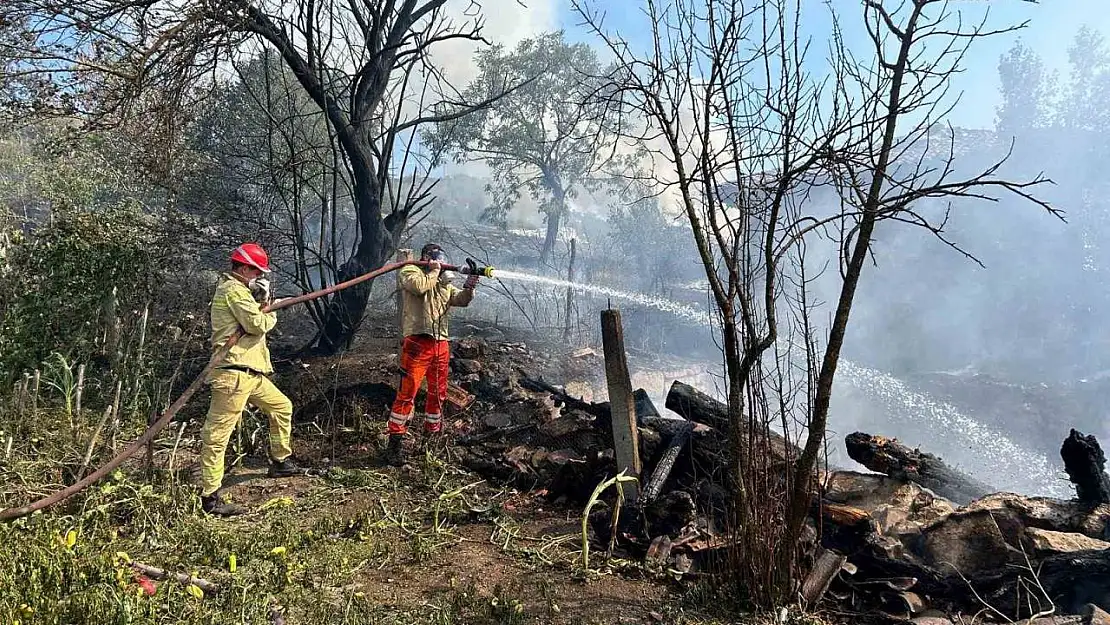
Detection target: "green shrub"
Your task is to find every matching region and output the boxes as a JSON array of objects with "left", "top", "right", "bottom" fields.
[{"left": 0, "top": 206, "right": 161, "bottom": 382}]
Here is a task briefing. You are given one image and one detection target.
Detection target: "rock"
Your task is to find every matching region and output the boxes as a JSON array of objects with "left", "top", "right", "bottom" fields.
[
  {"left": 1083, "top": 604, "right": 1110, "bottom": 625},
  {"left": 546, "top": 449, "right": 584, "bottom": 465},
  {"left": 452, "top": 358, "right": 482, "bottom": 374},
  {"left": 912, "top": 491, "right": 957, "bottom": 526},
  {"left": 523, "top": 393, "right": 561, "bottom": 423},
  {"left": 638, "top": 427, "right": 662, "bottom": 462},
  {"left": 563, "top": 381, "right": 595, "bottom": 403},
  {"left": 826, "top": 470, "right": 957, "bottom": 546},
  {"left": 965, "top": 493, "right": 1110, "bottom": 540},
  {"left": 868, "top": 533, "right": 905, "bottom": 560},
  {"left": 504, "top": 446, "right": 534, "bottom": 474},
  {"left": 872, "top": 504, "right": 910, "bottom": 535},
  {"left": 538, "top": 414, "right": 590, "bottom": 439},
  {"left": 911, "top": 609, "right": 953, "bottom": 625},
  {"left": 530, "top": 449, "right": 549, "bottom": 468},
  {"left": 528, "top": 448, "right": 585, "bottom": 472},
  {"left": 454, "top": 338, "right": 485, "bottom": 359},
  {"left": 919, "top": 509, "right": 1022, "bottom": 576},
  {"left": 826, "top": 471, "right": 909, "bottom": 511},
  {"left": 645, "top": 490, "right": 696, "bottom": 537},
  {"left": 1026, "top": 528, "right": 1110, "bottom": 554},
  {"left": 645, "top": 536, "right": 672, "bottom": 566},
  {"left": 826, "top": 471, "right": 955, "bottom": 522},
  {"left": 483, "top": 413, "right": 514, "bottom": 428}
]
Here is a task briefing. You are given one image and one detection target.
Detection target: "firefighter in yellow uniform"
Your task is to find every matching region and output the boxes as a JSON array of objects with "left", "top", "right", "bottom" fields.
[{"left": 198, "top": 243, "right": 301, "bottom": 516}]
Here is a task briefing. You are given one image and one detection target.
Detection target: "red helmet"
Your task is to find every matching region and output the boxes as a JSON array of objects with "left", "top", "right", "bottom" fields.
[{"left": 230, "top": 242, "right": 271, "bottom": 272}]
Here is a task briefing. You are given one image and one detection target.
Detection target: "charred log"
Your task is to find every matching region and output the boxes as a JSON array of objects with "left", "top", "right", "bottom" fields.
[
  {"left": 664, "top": 381, "right": 797, "bottom": 462},
  {"left": 844, "top": 432, "right": 993, "bottom": 505},
  {"left": 641, "top": 421, "right": 694, "bottom": 504},
  {"left": 1061, "top": 429, "right": 1110, "bottom": 505},
  {"left": 973, "top": 549, "right": 1110, "bottom": 617},
  {"left": 519, "top": 377, "right": 610, "bottom": 421},
  {"left": 633, "top": 389, "right": 661, "bottom": 420},
  {"left": 664, "top": 380, "right": 729, "bottom": 431}
]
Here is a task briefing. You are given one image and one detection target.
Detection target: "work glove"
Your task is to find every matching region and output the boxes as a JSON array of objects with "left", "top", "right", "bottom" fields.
[
  {"left": 250, "top": 277, "right": 272, "bottom": 305},
  {"left": 463, "top": 258, "right": 480, "bottom": 290}
]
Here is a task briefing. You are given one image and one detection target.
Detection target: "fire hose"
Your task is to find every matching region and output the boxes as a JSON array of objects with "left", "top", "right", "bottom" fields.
[{"left": 0, "top": 259, "right": 494, "bottom": 521}]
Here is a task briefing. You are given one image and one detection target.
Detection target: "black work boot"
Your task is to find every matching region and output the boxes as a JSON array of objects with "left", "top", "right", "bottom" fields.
[
  {"left": 268, "top": 456, "right": 304, "bottom": 478},
  {"left": 384, "top": 433, "right": 405, "bottom": 467},
  {"left": 201, "top": 493, "right": 246, "bottom": 517}
]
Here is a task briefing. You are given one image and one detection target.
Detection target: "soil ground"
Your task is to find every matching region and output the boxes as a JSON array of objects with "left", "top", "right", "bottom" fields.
[
  {"left": 1, "top": 311, "right": 791, "bottom": 625},
  {"left": 200, "top": 314, "right": 707, "bottom": 624}
]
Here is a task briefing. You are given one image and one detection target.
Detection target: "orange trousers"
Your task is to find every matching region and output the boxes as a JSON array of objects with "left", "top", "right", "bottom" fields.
[{"left": 389, "top": 334, "right": 450, "bottom": 434}]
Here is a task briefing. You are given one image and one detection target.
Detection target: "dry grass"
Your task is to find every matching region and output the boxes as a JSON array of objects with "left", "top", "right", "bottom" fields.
[{"left": 0, "top": 402, "right": 798, "bottom": 625}]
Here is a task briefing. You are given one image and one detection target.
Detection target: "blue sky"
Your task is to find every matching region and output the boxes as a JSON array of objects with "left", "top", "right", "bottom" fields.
[{"left": 551, "top": 0, "right": 1110, "bottom": 130}]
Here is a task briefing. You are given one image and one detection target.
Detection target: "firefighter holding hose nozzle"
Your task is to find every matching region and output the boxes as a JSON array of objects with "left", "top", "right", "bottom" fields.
[
  {"left": 198, "top": 243, "right": 303, "bottom": 516},
  {"left": 384, "top": 243, "right": 480, "bottom": 466}
]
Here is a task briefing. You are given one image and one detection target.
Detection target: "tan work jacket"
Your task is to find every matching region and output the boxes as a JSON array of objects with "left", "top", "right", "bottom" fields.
[
  {"left": 397, "top": 264, "right": 464, "bottom": 340},
  {"left": 209, "top": 273, "right": 277, "bottom": 374}
]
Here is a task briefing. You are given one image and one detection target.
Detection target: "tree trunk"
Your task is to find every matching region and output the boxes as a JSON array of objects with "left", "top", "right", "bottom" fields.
[
  {"left": 788, "top": 6, "right": 926, "bottom": 541},
  {"left": 541, "top": 208, "right": 561, "bottom": 264},
  {"left": 315, "top": 165, "right": 392, "bottom": 354},
  {"left": 540, "top": 171, "right": 566, "bottom": 264}
]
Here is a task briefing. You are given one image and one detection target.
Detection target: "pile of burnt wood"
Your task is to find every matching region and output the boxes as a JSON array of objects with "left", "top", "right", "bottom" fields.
[
  {"left": 453, "top": 355, "right": 1110, "bottom": 624},
  {"left": 813, "top": 428, "right": 1110, "bottom": 624}
]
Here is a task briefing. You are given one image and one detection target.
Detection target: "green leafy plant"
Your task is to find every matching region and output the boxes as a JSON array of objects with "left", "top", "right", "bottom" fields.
[
  {"left": 40, "top": 351, "right": 78, "bottom": 415},
  {"left": 0, "top": 206, "right": 160, "bottom": 381}
]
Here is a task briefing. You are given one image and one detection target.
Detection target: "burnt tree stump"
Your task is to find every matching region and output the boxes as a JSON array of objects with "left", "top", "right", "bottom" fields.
[
  {"left": 1061, "top": 429, "right": 1110, "bottom": 505},
  {"left": 844, "top": 432, "right": 993, "bottom": 505}
]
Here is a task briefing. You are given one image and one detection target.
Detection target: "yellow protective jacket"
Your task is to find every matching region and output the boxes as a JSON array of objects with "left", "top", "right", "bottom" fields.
[
  {"left": 398, "top": 264, "right": 469, "bottom": 340},
  {"left": 209, "top": 273, "right": 277, "bottom": 374}
]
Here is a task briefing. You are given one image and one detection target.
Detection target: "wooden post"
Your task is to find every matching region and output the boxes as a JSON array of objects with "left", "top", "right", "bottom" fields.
[
  {"left": 18, "top": 373, "right": 29, "bottom": 417},
  {"left": 31, "top": 369, "right": 40, "bottom": 413},
  {"left": 105, "top": 286, "right": 120, "bottom": 371},
  {"left": 109, "top": 380, "right": 123, "bottom": 452},
  {"left": 600, "top": 309, "right": 641, "bottom": 501},
  {"left": 563, "top": 238, "right": 576, "bottom": 342},
  {"left": 74, "top": 364, "right": 86, "bottom": 416},
  {"left": 137, "top": 304, "right": 150, "bottom": 363}
]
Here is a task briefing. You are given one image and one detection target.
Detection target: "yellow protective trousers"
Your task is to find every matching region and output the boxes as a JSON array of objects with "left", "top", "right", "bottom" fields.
[{"left": 199, "top": 369, "right": 293, "bottom": 497}]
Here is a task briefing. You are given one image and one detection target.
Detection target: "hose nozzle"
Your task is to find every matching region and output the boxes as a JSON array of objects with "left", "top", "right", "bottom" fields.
[{"left": 459, "top": 258, "right": 494, "bottom": 278}]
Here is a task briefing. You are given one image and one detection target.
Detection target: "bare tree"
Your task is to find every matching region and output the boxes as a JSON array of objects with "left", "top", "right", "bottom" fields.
[
  {"left": 0, "top": 0, "right": 515, "bottom": 352},
  {"left": 577, "top": 0, "right": 845, "bottom": 603},
  {"left": 191, "top": 53, "right": 366, "bottom": 335},
  {"left": 577, "top": 0, "right": 1058, "bottom": 605},
  {"left": 794, "top": 0, "right": 1060, "bottom": 540}
]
